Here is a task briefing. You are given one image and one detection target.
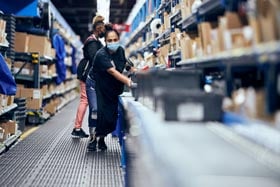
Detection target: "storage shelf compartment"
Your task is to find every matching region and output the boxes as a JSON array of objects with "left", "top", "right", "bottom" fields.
[
  {"left": 170, "top": 10, "right": 182, "bottom": 27},
  {"left": 178, "top": 41, "right": 280, "bottom": 67},
  {"left": 15, "top": 74, "right": 52, "bottom": 82},
  {"left": 157, "top": 1, "right": 171, "bottom": 15},
  {"left": 137, "top": 41, "right": 155, "bottom": 54},
  {"left": 156, "top": 28, "right": 171, "bottom": 43},
  {"left": 4, "top": 130, "right": 22, "bottom": 148},
  {"left": 197, "top": 0, "right": 226, "bottom": 18},
  {"left": 15, "top": 52, "right": 54, "bottom": 65},
  {"left": 168, "top": 50, "right": 181, "bottom": 60},
  {"left": 125, "top": 16, "right": 154, "bottom": 47},
  {"left": 0, "top": 104, "right": 18, "bottom": 116},
  {"left": 179, "top": 13, "right": 198, "bottom": 32}
]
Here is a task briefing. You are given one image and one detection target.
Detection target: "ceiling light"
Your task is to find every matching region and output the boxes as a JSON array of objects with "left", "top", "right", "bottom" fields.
[{"left": 97, "top": 0, "right": 110, "bottom": 23}]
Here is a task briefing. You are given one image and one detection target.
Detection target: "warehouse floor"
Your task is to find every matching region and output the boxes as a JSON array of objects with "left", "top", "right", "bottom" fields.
[{"left": 0, "top": 99, "right": 124, "bottom": 187}]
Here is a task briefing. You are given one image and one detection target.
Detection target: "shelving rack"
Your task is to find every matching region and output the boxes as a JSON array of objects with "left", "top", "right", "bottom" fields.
[
  {"left": 124, "top": 0, "right": 280, "bottom": 116},
  {"left": 123, "top": 0, "right": 280, "bottom": 185},
  {"left": 0, "top": 12, "right": 20, "bottom": 154},
  {"left": 0, "top": 1, "right": 80, "bottom": 133}
]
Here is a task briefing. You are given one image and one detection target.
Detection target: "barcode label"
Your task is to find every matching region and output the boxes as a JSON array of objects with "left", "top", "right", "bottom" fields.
[{"left": 177, "top": 102, "right": 204, "bottom": 121}]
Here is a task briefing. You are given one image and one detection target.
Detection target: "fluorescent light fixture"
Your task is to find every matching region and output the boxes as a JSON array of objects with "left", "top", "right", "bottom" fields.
[{"left": 97, "top": 0, "right": 110, "bottom": 23}]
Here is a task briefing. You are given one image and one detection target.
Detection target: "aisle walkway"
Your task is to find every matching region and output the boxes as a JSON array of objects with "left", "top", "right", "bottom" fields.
[{"left": 0, "top": 99, "right": 124, "bottom": 187}]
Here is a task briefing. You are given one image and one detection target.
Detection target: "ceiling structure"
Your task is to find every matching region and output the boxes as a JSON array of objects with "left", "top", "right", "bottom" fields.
[{"left": 51, "top": 0, "right": 136, "bottom": 42}]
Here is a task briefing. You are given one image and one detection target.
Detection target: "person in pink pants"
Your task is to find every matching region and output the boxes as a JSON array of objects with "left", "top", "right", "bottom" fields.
[{"left": 71, "top": 14, "right": 105, "bottom": 138}]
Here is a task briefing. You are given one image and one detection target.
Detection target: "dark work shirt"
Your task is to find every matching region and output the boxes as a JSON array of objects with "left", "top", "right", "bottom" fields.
[{"left": 90, "top": 46, "right": 126, "bottom": 95}]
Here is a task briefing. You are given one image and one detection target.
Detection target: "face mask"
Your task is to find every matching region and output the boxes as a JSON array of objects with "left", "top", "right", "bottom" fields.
[
  {"left": 99, "top": 30, "right": 105, "bottom": 38},
  {"left": 107, "top": 42, "right": 120, "bottom": 52}
]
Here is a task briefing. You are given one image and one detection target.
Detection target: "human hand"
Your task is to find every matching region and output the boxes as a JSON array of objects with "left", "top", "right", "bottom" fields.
[{"left": 127, "top": 79, "right": 137, "bottom": 88}]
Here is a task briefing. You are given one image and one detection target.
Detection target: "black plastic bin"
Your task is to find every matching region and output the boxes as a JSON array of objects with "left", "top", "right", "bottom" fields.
[
  {"left": 159, "top": 90, "right": 224, "bottom": 122},
  {"left": 135, "top": 69, "right": 203, "bottom": 101}
]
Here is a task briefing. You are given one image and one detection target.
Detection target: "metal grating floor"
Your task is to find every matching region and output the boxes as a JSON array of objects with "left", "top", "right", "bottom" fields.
[{"left": 0, "top": 99, "right": 124, "bottom": 187}]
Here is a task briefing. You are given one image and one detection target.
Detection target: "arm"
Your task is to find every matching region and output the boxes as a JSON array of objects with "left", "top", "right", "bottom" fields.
[{"left": 107, "top": 67, "right": 131, "bottom": 87}]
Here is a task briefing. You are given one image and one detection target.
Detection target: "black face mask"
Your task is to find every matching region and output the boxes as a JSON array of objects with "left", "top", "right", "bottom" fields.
[{"left": 99, "top": 31, "right": 105, "bottom": 38}]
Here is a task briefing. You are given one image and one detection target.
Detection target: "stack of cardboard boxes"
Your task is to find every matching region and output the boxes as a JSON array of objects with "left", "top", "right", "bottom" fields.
[
  {"left": 14, "top": 32, "right": 57, "bottom": 78},
  {"left": 13, "top": 31, "right": 79, "bottom": 117},
  {"left": 14, "top": 32, "right": 55, "bottom": 57},
  {"left": 0, "top": 120, "right": 17, "bottom": 143},
  {"left": 15, "top": 78, "right": 78, "bottom": 114},
  {"left": 0, "top": 94, "right": 17, "bottom": 143},
  {"left": 15, "top": 87, "right": 42, "bottom": 110},
  {"left": 0, "top": 94, "right": 15, "bottom": 112},
  {"left": 128, "top": 0, "right": 280, "bottom": 66}
]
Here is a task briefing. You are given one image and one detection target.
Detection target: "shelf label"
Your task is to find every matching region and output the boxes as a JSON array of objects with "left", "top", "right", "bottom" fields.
[
  {"left": 177, "top": 102, "right": 204, "bottom": 121},
  {"left": 33, "top": 90, "right": 41, "bottom": 99}
]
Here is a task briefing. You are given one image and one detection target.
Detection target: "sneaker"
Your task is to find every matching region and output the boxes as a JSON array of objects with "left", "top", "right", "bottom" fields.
[
  {"left": 71, "top": 128, "right": 89, "bottom": 138},
  {"left": 98, "top": 137, "right": 107, "bottom": 151},
  {"left": 87, "top": 137, "right": 97, "bottom": 151}
]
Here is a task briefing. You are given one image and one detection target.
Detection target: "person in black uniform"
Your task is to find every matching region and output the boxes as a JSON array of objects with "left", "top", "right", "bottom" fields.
[{"left": 87, "top": 25, "right": 133, "bottom": 151}]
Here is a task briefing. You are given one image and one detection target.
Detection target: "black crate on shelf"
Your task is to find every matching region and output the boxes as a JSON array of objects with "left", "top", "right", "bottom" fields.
[
  {"left": 3, "top": 14, "right": 16, "bottom": 68},
  {"left": 14, "top": 98, "right": 26, "bottom": 131},
  {"left": 159, "top": 90, "right": 224, "bottom": 122},
  {"left": 15, "top": 116, "right": 26, "bottom": 132},
  {"left": 135, "top": 69, "right": 203, "bottom": 101}
]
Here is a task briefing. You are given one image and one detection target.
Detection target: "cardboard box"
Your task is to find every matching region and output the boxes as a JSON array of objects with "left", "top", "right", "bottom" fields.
[
  {"left": 210, "top": 29, "right": 220, "bottom": 54},
  {"left": 223, "top": 12, "right": 243, "bottom": 29},
  {"left": 48, "top": 64, "right": 56, "bottom": 76},
  {"left": 249, "top": 17, "right": 262, "bottom": 44},
  {"left": 0, "top": 19, "right": 6, "bottom": 32},
  {"left": 28, "top": 35, "right": 51, "bottom": 56},
  {"left": 7, "top": 96, "right": 14, "bottom": 106},
  {"left": 41, "top": 85, "right": 48, "bottom": 96},
  {"left": 20, "top": 88, "right": 42, "bottom": 99},
  {"left": 28, "top": 64, "right": 49, "bottom": 77},
  {"left": 180, "top": 36, "right": 193, "bottom": 60},
  {"left": 218, "top": 12, "right": 243, "bottom": 51},
  {"left": 199, "top": 22, "right": 212, "bottom": 55},
  {"left": 15, "top": 84, "right": 24, "bottom": 98},
  {"left": 180, "top": 1, "right": 192, "bottom": 19},
  {"left": 231, "top": 88, "right": 274, "bottom": 123},
  {"left": 255, "top": 0, "right": 280, "bottom": 42},
  {"left": 244, "top": 88, "right": 274, "bottom": 123},
  {"left": 15, "top": 32, "right": 29, "bottom": 52},
  {"left": 1, "top": 95, "right": 7, "bottom": 108},
  {"left": 51, "top": 48, "right": 56, "bottom": 58},
  {"left": 192, "top": 37, "right": 203, "bottom": 57},
  {"left": 0, "top": 121, "right": 16, "bottom": 137},
  {"left": 164, "top": 12, "right": 170, "bottom": 30},
  {"left": 223, "top": 29, "right": 245, "bottom": 50},
  {"left": 44, "top": 100, "right": 57, "bottom": 115},
  {"left": 260, "top": 15, "right": 277, "bottom": 42},
  {"left": 0, "top": 120, "right": 17, "bottom": 134},
  {"left": 26, "top": 98, "right": 42, "bottom": 110}
]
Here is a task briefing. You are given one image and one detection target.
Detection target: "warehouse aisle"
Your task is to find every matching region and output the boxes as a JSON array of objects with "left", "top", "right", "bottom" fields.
[{"left": 0, "top": 99, "right": 124, "bottom": 187}]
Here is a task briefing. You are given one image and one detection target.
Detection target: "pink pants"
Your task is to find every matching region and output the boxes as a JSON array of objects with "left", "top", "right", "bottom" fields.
[{"left": 74, "top": 81, "right": 88, "bottom": 129}]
